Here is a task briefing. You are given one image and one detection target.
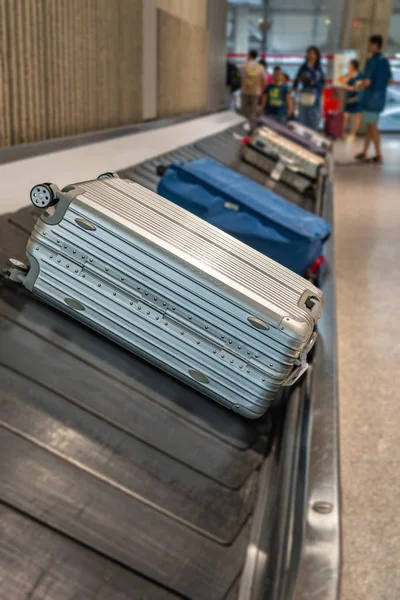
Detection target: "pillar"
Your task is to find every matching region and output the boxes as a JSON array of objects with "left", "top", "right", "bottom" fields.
[
  {"left": 341, "top": 0, "right": 394, "bottom": 64},
  {"left": 326, "top": 0, "right": 346, "bottom": 52},
  {"left": 207, "top": 0, "right": 229, "bottom": 112},
  {"left": 233, "top": 4, "right": 249, "bottom": 55},
  {"left": 142, "top": 0, "right": 157, "bottom": 120}
]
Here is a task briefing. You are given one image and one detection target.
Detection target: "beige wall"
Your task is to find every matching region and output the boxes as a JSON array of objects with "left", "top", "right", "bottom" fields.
[
  {"left": 157, "top": 9, "right": 208, "bottom": 118},
  {"left": 157, "top": 0, "right": 207, "bottom": 28},
  {"left": 0, "top": 0, "right": 228, "bottom": 148},
  {"left": 156, "top": 0, "right": 228, "bottom": 118},
  {"left": 342, "top": 0, "right": 394, "bottom": 64},
  {"left": 0, "top": 0, "right": 143, "bottom": 148},
  {"left": 207, "top": 0, "right": 228, "bottom": 112}
]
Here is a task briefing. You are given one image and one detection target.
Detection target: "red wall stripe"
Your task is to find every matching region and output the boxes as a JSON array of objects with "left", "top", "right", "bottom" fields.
[{"left": 227, "top": 52, "right": 334, "bottom": 60}]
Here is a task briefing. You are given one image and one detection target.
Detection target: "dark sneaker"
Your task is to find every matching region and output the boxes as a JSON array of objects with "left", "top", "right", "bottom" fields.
[{"left": 355, "top": 152, "right": 368, "bottom": 161}]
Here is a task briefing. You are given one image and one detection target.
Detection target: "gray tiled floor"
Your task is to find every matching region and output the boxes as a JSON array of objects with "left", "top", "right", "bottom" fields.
[{"left": 335, "top": 137, "right": 400, "bottom": 600}]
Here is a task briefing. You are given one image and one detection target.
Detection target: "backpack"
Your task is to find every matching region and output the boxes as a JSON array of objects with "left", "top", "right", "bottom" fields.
[
  {"left": 226, "top": 62, "right": 241, "bottom": 92},
  {"left": 242, "top": 62, "right": 263, "bottom": 95}
]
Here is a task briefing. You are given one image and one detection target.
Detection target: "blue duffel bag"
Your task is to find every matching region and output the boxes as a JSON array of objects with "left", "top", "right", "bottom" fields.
[{"left": 157, "top": 158, "right": 331, "bottom": 276}]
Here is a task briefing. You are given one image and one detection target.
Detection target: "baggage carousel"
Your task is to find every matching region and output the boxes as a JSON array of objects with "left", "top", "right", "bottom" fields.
[{"left": 0, "top": 121, "right": 340, "bottom": 600}]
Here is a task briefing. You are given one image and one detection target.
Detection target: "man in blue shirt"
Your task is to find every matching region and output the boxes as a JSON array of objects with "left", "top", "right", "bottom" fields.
[{"left": 356, "top": 35, "right": 393, "bottom": 163}]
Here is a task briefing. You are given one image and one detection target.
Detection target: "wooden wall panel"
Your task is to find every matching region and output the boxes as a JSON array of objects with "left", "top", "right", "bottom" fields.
[
  {"left": 0, "top": 0, "right": 143, "bottom": 148},
  {"left": 30, "top": 0, "right": 47, "bottom": 142},
  {"left": 157, "top": 9, "right": 208, "bottom": 118},
  {"left": 5, "top": 0, "right": 24, "bottom": 144},
  {"left": 45, "top": 0, "right": 62, "bottom": 139},
  {"left": 119, "top": 0, "right": 141, "bottom": 124},
  {"left": 0, "top": 0, "right": 11, "bottom": 147}
]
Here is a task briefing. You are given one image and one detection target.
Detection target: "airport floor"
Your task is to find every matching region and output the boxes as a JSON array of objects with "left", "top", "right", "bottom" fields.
[
  {"left": 335, "top": 138, "right": 400, "bottom": 600},
  {"left": 0, "top": 114, "right": 399, "bottom": 598}
]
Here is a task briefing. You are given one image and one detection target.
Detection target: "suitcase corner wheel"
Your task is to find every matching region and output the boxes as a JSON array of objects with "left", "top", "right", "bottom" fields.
[
  {"left": 3, "top": 258, "right": 29, "bottom": 284},
  {"left": 30, "top": 183, "right": 60, "bottom": 209},
  {"left": 97, "top": 172, "right": 119, "bottom": 180},
  {"left": 156, "top": 165, "right": 169, "bottom": 177}
]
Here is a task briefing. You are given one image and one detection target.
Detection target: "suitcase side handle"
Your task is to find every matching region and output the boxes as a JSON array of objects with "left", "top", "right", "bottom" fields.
[
  {"left": 283, "top": 362, "right": 309, "bottom": 387},
  {"left": 279, "top": 155, "right": 301, "bottom": 172},
  {"left": 283, "top": 331, "right": 317, "bottom": 386},
  {"left": 253, "top": 137, "right": 301, "bottom": 173}
]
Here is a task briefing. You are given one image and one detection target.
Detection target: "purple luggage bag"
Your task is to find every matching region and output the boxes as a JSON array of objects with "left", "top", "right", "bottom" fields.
[
  {"left": 287, "top": 121, "right": 333, "bottom": 153},
  {"left": 257, "top": 116, "right": 328, "bottom": 158}
]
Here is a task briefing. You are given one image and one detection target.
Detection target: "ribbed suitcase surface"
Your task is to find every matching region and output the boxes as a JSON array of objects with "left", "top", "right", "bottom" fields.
[
  {"left": 287, "top": 120, "right": 333, "bottom": 152},
  {"left": 13, "top": 177, "right": 324, "bottom": 418},
  {"left": 236, "top": 160, "right": 314, "bottom": 211},
  {"left": 247, "top": 127, "right": 326, "bottom": 181},
  {"left": 241, "top": 145, "right": 311, "bottom": 194},
  {"left": 257, "top": 116, "right": 328, "bottom": 157}
]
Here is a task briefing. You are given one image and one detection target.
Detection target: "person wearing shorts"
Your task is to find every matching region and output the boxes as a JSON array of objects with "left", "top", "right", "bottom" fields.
[
  {"left": 339, "top": 59, "right": 364, "bottom": 142},
  {"left": 355, "top": 35, "right": 393, "bottom": 164}
]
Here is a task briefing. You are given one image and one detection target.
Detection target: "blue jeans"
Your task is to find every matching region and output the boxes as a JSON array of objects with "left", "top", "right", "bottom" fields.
[{"left": 299, "top": 105, "right": 321, "bottom": 130}]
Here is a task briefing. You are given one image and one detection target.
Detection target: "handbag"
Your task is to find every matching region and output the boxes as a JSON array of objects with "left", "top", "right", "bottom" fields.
[{"left": 299, "top": 92, "right": 316, "bottom": 107}]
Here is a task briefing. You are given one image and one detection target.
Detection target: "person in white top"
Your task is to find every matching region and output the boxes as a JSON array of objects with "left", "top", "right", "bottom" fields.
[{"left": 240, "top": 50, "right": 265, "bottom": 122}]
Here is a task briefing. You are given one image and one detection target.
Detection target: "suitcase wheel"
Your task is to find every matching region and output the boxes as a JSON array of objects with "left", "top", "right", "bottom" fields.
[
  {"left": 156, "top": 165, "right": 169, "bottom": 177},
  {"left": 97, "top": 172, "right": 118, "bottom": 180},
  {"left": 3, "top": 258, "right": 29, "bottom": 284},
  {"left": 8, "top": 258, "right": 29, "bottom": 272},
  {"left": 30, "top": 183, "right": 58, "bottom": 209}
]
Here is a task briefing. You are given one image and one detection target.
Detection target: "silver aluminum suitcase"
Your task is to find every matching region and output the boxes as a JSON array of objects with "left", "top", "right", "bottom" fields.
[
  {"left": 9, "top": 175, "right": 324, "bottom": 419},
  {"left": 236, "top": 160, "right": 315, "bottom": 212},
  {"left": 245, "top": 127, "right": 326, "bottom": 183},
  {"left": 241, "top": 144, "right": 312, "bottom": 195}
]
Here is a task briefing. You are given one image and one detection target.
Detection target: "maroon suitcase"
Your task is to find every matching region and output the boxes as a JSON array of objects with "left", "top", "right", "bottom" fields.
[{"left": 324, "top": 111, "right": 344, "bottom": 139}]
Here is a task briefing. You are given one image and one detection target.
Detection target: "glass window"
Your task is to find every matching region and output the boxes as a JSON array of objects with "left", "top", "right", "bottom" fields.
[
  {"left": 226, "top": 0, "right": 343, "bottom": 56},
  {"left": 387, "top": 0, "right": 400, "bottom": 55},
  {"left": 226, "top": 0, "right": 337, "bottom": 85},
  {"left": 380, "top": 1, "right": 400, "bottom": 131}
]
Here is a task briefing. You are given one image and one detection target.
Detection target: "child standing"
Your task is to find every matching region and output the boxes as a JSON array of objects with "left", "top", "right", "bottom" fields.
[
  {"left": 339, "top": 59, "right": 364, "bottom": 141},
  {"left": 261, "top": 67, "right": 294, "bottom": 123}
]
